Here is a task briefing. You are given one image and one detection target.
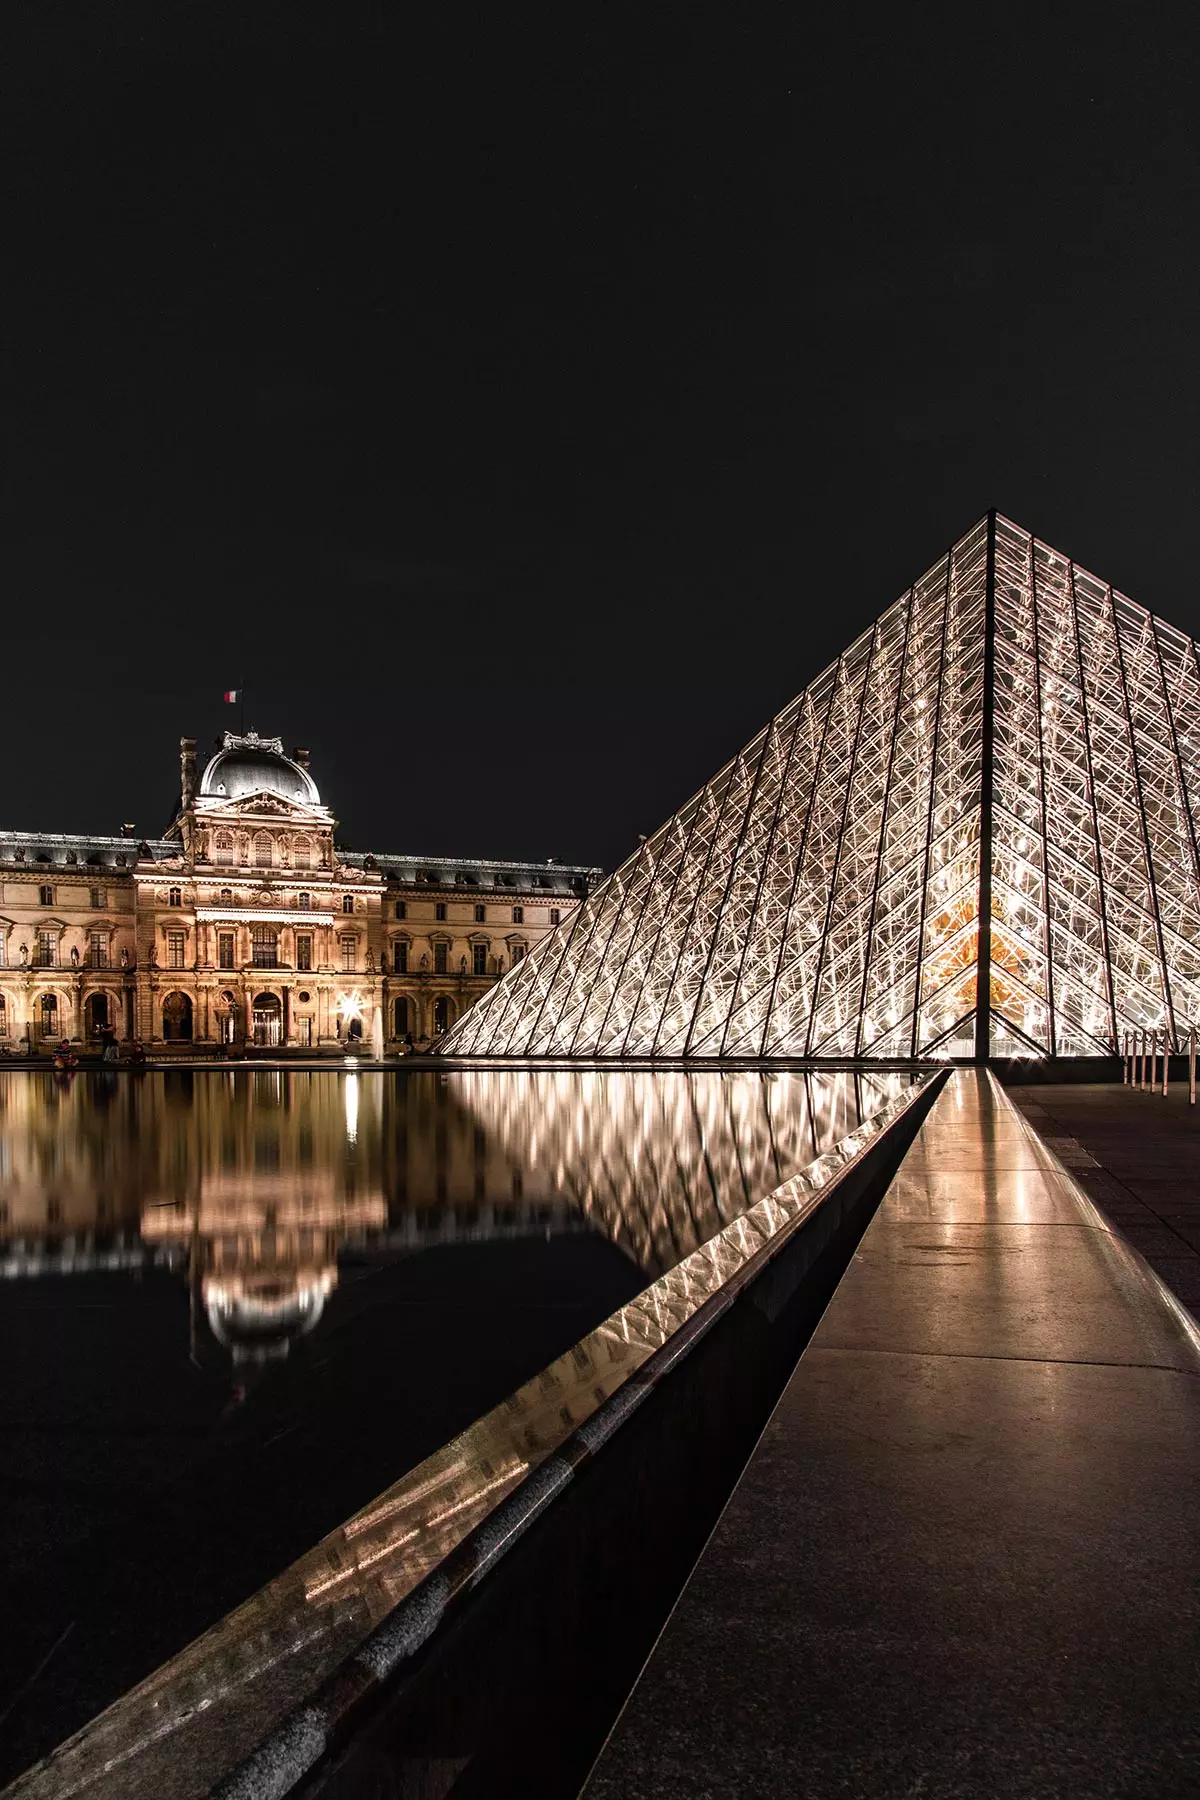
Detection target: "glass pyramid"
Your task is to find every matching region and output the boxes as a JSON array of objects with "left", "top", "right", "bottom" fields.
[{"left": 442, "top": 514, "right": 1200, "bottom": 1060}]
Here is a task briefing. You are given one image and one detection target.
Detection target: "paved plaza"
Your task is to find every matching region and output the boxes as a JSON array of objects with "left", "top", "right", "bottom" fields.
[{"left": 1009, "top": 1080, "right": 1200, "bottom": 1319}]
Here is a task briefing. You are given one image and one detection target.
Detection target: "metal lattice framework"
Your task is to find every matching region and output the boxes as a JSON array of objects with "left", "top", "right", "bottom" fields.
[{"left": 442, "top": 515, "right": 1200, "bottom": 1060}]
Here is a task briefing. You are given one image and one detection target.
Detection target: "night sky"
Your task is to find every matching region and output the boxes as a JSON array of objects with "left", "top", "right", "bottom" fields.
[{"left": 6, "top": 5, "right": 1199, "bottom": 871}]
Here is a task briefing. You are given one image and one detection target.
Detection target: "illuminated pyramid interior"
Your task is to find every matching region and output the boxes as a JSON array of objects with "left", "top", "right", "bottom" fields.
[{"left": 442, "top": 514, "right": 1200, "bottom": 1060}]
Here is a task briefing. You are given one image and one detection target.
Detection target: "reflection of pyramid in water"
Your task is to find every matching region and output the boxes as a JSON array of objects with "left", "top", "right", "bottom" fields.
[{"left": 443, "top": 515, "right": 1200, "bottom": 1060}]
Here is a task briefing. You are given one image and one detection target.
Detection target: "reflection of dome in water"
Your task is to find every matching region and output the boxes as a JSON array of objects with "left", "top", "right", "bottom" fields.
[
  {"left": 204, "top": 1268, "right": 334, "bottom": 1364},
  {"left": 199, "top": 736, "right": 320, "bottom": 806}
]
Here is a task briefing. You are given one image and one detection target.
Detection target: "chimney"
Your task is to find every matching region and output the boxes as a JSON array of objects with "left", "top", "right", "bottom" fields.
[
  {"left": 180, "top": 736, "right": 197, "bottom": 811},
  {"left": 293, "top": 746, "right": 311, "bottom": 771}
]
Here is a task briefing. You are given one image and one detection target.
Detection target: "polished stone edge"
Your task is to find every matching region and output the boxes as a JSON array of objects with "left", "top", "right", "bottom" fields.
[
  {"left": 4, "top": 1077, "right": 936, "bottom": 1800},
  {"left": 210, "top": 1076, "right": 942, "bottom": 1800}
]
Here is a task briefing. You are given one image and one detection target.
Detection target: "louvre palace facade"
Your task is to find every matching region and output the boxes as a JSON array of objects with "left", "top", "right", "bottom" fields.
[{"left": 0, "top": 731, "right": 598, "bottom": 1054}]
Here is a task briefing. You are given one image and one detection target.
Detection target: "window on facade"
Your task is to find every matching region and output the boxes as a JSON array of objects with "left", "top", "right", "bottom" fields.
[
  {"left": 472, "top": 942, "right": 488, "bottom": 975},
  {"left": 214, "top": 834, "right": 234, "bottom": 865},
  {"left": 0, "top": 996, "right": 6, "bottom": 1034},
  {"left": 340, "top": 935, "right": 356, "bottom": 971},
  {"left": 254, "top": 833, "right": 273, "bottom": 868},
  {"left": 90, "top": 887, "right": 106, "bottom": 908},
  {"left": 39, "top": 884, "right": 54, "bottom": 906},
  {"left": 39, "top": 994, "right": 58, "bottom": 1033},
  {"left": 550, "top": 908, "right": 561, "bottom": 925},
  {"left": 252, "top": 924, "right": 278, "bottom": 969},
  {"left": 395, "top": 900, "right": 407, "bottom": 919},
  {"left": 0, "top": 940, "right": 5, "bottom": 969},
  {"left": 512, "top": 906, "right": 524, "bottom": 924},
  {"left": 218, "top": 932, "right": 235, "bottom": 970},
  {"left": 167, "top": 930, "right": 186, "bottom": 970},
  {"left": 394, "top": 939, "right": 408, "bottom": 973},
  {"left": 220, "top": 887, "right": 233, "bottom": 902},
  {"left": 168, "top": 886, "right": 182, "bottom": 907},
  {"left": 293, "top": 838, "right": 311, "bottom": 870},
  {"left": 296, "top": 934, "right": 312, "bottom": 971},
  {"left": 511, "top": 942, "right": 526, "bottom": 964},
  {"left": 87, "top": 931, "right": 109, "bottom": 969},
  {"left": 298, "top": 891, "right": 311, "bottom": 909},
  {"left": 342, "top": 895, "right": 354, "bottom": 914},
  {"left": 474, "top": 904, "right": 486, "bottom": 922},
  {"left": 36, "top": 930, "right": 57, "bottom": 968},
  {"left": 434, "top": 941, "right": 448, "bottom": 974},
  {"left": 435, "top": 902, "right": 447, "bottom": 921}
]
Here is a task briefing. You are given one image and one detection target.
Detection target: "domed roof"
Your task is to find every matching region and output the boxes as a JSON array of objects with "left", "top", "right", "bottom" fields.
[{"left": 199, "top": 732, "right": 320, "bottom": 805}]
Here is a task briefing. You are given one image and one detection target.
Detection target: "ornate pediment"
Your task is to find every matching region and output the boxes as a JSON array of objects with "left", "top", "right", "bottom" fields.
[{"left": 196, "top": 792, "right": 328, "bottom": 824}]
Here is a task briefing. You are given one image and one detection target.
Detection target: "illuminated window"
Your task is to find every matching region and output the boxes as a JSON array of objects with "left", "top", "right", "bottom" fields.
[
  {"left": 252, "top": 924, "right": 278, "bottom": 969},
  {"left": 214, "top": 834, "right": 234, "bottom": 866},
  {"left": 395, "top": 900, "right": 407, "bottom": 919},
  {"left": 474, "top": 904, "right": 486, "bottom": 922},
  {"left": 342, "top": 895, "right": 354, "bottom": 914},
  {"left": 0, "top": 996, "right": 7, "bottom": 1033},
  {"left": 340, "top": 934, "right": 356, "bottom": 971},
  {"left": 472, "top": 942, "right": 488, "bottom": 975},
  {"left": 435, "top": 902, "right": 447, "bottom": 921},
  {"left": 550, "top": 908, "right": 561, "bottom": 926},
  {"left": 168, "top": 886, "right": 182, "bottom": 907},
  {"left": 296, "top": 933, "right": 312, "bottom": 971},
  {"left": 394, "top": 940, "right": 408, "bottom": 973},
  {"left": 512, "top": 906, "right": 524, "bottom": 925},
  {"left": 87, "top": 931, "right": 109, "bottom": 969},
  {"left": 254, "top": 833, "right": 273, "bottom": 868},
  {"left": 36, "top": 931, "right": 57, "bottom": 967},
  {"left": 218, "top": 932, "right": 235, "bottom": 970},
  {"left": 39, "top": 993, "right": 58, "bottom": 1034},
  {"left": 167, "top": 930, "right": 186, "bottom": 969},
  {"left": 39, "top": 884, "right": 54, "bottom": 906},
  {"left": 293, "top": 837, "right": 311, "bottom": 870}
]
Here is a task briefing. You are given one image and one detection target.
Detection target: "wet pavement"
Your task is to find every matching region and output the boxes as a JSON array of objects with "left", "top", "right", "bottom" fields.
[{"left": 1008, "top": 1079, "right": 1200, "bottom": 1319}]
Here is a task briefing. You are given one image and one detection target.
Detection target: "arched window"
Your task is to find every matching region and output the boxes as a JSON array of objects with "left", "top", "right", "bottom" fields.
[
  {"left": 168, "top": 886, "right": 182, "bottom": 907},
  {"left": 162, "top": 991, "right": 193, "bottom": 1042},
  {"left": 298, "top": 891, "right": 311, "bottom": 909},
  {"left": 39, "top": 993, "right": 59, "bottom": 1037},
  {"left": 393, "top": 996, "right": 410, "bottom": 1038},
  {"left": 252, "top": 924, "right": 278, "bottom": 969},
  {"left": 220, "top": 887, "right": 233, "bottom": 902},
  {"left": 214, "top": 833, "right": 234, "bottom": 866},
  {"left": 293, "top": 837, "right": 311, "bottom": 870},
  {"left": 433, "top": 996, "right": 455, "bottom": 1035},
  {"left": 254, "top": 832, "right": 273, "bottom": 868}
]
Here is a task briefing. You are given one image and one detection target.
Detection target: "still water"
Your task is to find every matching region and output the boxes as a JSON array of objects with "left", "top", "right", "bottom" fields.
[{"left": 0, "top": 1065, "right": 911, "bottom": 1780}]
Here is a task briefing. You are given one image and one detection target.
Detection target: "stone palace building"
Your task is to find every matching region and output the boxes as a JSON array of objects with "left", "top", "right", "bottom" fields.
[{"left": 0, "top": 731, "right": 599, "bottom": 1054}]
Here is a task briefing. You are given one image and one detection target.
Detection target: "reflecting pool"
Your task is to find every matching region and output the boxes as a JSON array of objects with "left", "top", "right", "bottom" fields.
[{"left": 0, "top": 1065, "right": 911, "bottom": 1783}]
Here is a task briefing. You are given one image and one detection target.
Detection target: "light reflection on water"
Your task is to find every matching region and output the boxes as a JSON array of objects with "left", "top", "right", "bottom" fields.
[{"left": 0, "top": 1066, "right": 912, "bottom": 1370}]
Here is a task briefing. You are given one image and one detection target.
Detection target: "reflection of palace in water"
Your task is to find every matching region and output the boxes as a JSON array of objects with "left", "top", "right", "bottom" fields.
[{"left": 0, "top": 1068, "right": 907, "bottom": 1364}]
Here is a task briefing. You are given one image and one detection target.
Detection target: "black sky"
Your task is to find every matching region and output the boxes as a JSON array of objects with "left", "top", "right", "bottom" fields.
[{"left": 5, "top": 4, "right": 1200, "bottom": 870}]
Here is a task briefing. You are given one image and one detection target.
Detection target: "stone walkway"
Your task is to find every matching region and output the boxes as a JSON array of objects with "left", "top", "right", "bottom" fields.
[
  {"left": 583, "top": 1070, "right": 1200, "bottom": 1800},
  {"left": 1008, "top": 1080, "right": 1200, "bottom": 1320}
]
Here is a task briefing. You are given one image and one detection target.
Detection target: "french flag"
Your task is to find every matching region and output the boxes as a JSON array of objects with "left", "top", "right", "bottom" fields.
[{"left": 223, "top": 689, "right": 240, "bottom": 704}]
